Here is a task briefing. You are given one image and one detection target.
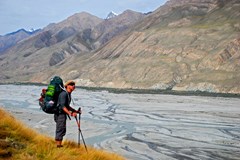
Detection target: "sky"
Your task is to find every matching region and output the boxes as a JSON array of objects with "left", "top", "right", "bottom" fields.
[{"left": 0, "top": 0, "right": 167, "bottom": 36}]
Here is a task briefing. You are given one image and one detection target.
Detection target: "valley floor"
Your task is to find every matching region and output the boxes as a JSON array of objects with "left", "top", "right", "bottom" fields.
[{"left": 1, "top": 85, "right": 240, "bottom": 160}]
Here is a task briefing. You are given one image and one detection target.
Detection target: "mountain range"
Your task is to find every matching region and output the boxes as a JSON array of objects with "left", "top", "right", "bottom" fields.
[
  {"left": 0, "top": 28, "right": 40, "bottom": 54},
  {"left": 0, "top": 0, "right": 239, "bottom": 94}
]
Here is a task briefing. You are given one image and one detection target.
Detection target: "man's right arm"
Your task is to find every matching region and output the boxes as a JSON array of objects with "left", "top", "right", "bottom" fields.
[{"left": 58, "top": 92, "right": 77, "bottom": 117}]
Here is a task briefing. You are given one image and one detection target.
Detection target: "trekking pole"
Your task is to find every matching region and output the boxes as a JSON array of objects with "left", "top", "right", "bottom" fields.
[
  {"left": 75, "top": 107, "right": 88, "bottom": 152},
  {"left": 78, "top": 107, "right": 81, "bottom": 148},
  {"left": 74, "top": 116, "right": 80, "bottom": 147}
]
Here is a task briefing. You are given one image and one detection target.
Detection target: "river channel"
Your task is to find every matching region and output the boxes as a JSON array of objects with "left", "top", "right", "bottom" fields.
[{"left": 0, "top": 85, "right": 240, "bottom": 160}]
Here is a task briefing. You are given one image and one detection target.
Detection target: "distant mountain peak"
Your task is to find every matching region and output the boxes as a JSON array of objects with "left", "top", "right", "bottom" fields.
[
  {"left": 29, "top": 28, "right": 37, "bottom": 32},
  {"left": 5, "top": 28, "right": 40, "bottom": 36},
  {"left": 5, "top": 28, "right": 28, "bottom": 36},
  {"left": 106, "top": 11, "right": 118, "bottom": 19}
]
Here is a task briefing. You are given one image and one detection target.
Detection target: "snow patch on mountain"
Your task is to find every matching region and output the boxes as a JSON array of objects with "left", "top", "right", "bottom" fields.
[{"left": 106, "top": 11, "right": 118, "bottom": 19}]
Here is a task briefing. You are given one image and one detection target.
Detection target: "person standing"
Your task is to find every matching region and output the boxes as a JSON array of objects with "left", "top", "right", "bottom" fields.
[{"left": 54, "top": 80, "right": 78, "bottom": 148}]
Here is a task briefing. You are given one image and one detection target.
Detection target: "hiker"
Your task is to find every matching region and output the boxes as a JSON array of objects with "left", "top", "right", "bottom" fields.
[{"left": 54, "top": 80, "right": 79, "bottom": 148}]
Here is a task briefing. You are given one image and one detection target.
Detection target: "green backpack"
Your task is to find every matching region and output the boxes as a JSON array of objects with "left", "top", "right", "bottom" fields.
[{"left": 39, "top": 76, "right": 64, "bottom": 114}]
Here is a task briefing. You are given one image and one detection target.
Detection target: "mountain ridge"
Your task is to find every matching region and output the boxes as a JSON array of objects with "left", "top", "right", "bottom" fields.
[
  {"left": 58, "top": 0, "right": 240, "bottom": 93},
  {"left": 0, "top": 0, "right": 239, "bottom": 94},
  {"left": 0, "top": 28, "right": 40, "bottom": 54}
]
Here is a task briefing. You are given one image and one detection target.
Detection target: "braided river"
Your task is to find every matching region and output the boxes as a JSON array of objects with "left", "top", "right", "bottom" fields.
[{"left": 0, "top": 85, "right": 240, "bottom": 160}]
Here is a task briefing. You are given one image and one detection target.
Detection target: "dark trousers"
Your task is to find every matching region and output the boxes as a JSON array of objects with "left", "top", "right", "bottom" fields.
[{"left": 54, "top": 113, "right": 67, "bottom": 141}]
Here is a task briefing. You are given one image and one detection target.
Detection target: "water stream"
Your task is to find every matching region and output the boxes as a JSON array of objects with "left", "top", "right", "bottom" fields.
[{"left": 0, "top": 85, "right": 240, "bottom": 160}]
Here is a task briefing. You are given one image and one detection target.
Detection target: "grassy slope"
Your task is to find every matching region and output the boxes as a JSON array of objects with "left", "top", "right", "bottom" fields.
[{"left": 0, "top": 108, "right": 125, "bottom": 160}]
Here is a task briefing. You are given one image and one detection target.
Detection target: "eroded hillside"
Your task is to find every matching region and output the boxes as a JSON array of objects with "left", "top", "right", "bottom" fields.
[{"left": 0, "top": 0, "right": 239, "bottom": 94}]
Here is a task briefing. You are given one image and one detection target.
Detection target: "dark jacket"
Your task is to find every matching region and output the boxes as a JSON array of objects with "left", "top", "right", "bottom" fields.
[{"left": 57, "top": 91, "right": 71, "bottom": 113}]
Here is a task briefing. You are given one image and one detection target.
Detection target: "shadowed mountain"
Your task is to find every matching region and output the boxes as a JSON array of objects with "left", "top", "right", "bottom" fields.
[{"left": 0, "top": 0, "right": 240, "bottom": 94}]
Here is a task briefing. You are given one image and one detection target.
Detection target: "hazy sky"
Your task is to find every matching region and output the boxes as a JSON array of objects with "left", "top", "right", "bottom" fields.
[{"left": 0, "top": 0, "right": 167, "bottom": 35}]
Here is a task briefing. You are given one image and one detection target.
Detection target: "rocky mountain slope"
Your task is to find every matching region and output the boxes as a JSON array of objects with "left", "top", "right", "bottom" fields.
[
  {"left": 57, "top": 0, "right": 240, "bottom": 93},
  {"left": 0, "top": 10, "right": 144, "bottom": 81},
  {"left": 0, "top": 0, "right": 239, "bottom": 94}
]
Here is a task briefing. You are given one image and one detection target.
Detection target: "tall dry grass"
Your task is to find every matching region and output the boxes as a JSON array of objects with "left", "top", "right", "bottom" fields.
[{"left": 0, "top": 108, "right": 125, "bottom": 160}]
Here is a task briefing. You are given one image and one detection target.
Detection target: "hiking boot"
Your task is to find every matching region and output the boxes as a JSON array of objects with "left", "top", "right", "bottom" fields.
[{"left": 57, "top": 145, "right": 63, "bottom": 148}]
